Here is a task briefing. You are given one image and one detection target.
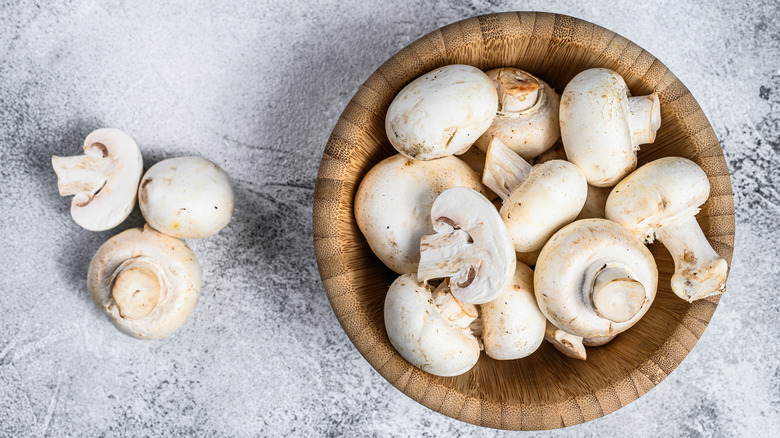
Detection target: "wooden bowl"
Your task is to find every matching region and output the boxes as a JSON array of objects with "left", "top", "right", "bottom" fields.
[{"left": 313, "top": 12, "right": 735, "bottom": 430}]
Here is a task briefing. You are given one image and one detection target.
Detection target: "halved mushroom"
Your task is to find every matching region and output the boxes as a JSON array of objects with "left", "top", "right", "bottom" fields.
[
  {"left": 51, "top": 128, "right": 143, "bottom": 231},
  {"left": 560, "top": 68, "right": 661, "bottom": 187},
  {"left": 481, "top": 263, "right": 546, "bottom": 360},
  {"left": 535, "top": 219, "right": 658, "bottom": 338},
  {"left": 87, "top": 225, "right": 202, "bottom": 339},
  {"left": 544, "top": 321, "right": 586, "bottom": 360},
  {"left": 139, "top": 157, "right": 234, "bottom": 239},
  {"left": 474, "top": 68, "right": 560, "bottom": 160},
  {"left": 483, "top": 137, "right": 588, "bottom": 252},
  {"left": 385, "top": 64, "right": 497, "bottom": 160},
  {"left": 605, "top": 157, "right": 728, "bottom": 301},
  {"left": 355, "top": 155, "right": 485, "bottom": 274},
  {"left": 417, "top": 187, "right": 515, "bottom": 305},
  {"left": 384, "top": 274, "right": 480, "bottom": 377}
]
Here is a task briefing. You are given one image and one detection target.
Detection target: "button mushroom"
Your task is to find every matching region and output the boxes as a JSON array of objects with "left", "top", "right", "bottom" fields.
[
  {"left": 417, "top": 187, "right": 516, "bottom": 305},
  {"left": 474, "top": 68, "right": 560, "bottom": 160},
  {"left": 139, "top": 157, "right": 234, "bottom": 239},
  {"left": 535, "top": 219, "right": 658, "bottom": 338},
  {"left": 384, "top": 274, "right": 480, "bottom": 377},
  {"left": 559, "top": 68, "right": 661, "bottom": 187},
  {"left": 544, "top": 321, "right": 587, "bottom": 360},
  {"left": 481, "top": 263, "right": 546, "bottom": 360},
  {"left": 355, "top": 155, "right": 485, "bottom": 274},
  {"left": 87, "top": 225, "right": 202, "bottom": 339},
  {"left": 482, "top": 137, "right": 588, "bottom": 252},
  {"left": 605, "top": 157, "right": 728, "bottom": 302},
  {"left": 51, "top": 128, "right": 143, "bottom": 231},
  {"left": 385, "top": 64, "right": 497, "bottom": 160}
]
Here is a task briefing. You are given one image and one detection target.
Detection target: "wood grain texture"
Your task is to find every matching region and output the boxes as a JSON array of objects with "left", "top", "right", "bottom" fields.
[{"left": 312, "top": 12, "right": 735, "bottom": 431}]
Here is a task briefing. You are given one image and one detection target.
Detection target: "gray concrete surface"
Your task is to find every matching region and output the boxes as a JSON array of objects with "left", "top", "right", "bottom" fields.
[{"left": 1, "top": 0, "right": 778, "bottom": 436}]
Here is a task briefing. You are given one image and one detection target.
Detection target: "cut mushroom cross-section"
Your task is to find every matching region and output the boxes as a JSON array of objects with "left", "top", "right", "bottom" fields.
[
  {"left": 417, "top": 187, "right": 515, "bottom": 305},
  {"left": 51, "top": 128, "right": 143, "bottom": 231},
  {"left": 605, "top": 156, "right": 728, "bottom": 302}
]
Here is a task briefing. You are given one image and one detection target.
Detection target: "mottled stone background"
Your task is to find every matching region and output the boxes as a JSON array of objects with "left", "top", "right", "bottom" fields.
[{"left": 1, "top": 0, "right": 778, "bottom": 436}]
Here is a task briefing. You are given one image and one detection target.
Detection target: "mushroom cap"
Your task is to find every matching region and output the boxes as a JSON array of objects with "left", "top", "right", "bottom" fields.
[
  {"left": 559, "top": 68, "right": 636, "bottom": 187},
  {"left": 55, "top": 128, "right": 143, "bottom": 231},
  {"left": 500, "top": 160, "right": 588, "bottom": 252},
  {"left": 87, "top": 226, "right": 202, "bottom": 339},
  {"left": 139, "top": 157, "right": 234, "bottom": 239},
  {"left": 481, "top": 263, "right": 546, "bottom": 360},
  {"left": 535, "top": 219, "right": 658, "bottom": 338},
  {"left": 385, "top": 65, "right": 497, "bottom": 160},
  {"left": 384, "top": 274, "right": 480, "bottom": 377},
  {"left": 425, "top": 187, "right": 516, "bottom": 304},
  {"left": 605, "top": 156, "right": 710, "bottom": 242},
  {"left": 475, "top": 68, "right": 561, "bottom": 160},
  {"left": 354, "top": 154, "right": 485, "bottom": 274}
]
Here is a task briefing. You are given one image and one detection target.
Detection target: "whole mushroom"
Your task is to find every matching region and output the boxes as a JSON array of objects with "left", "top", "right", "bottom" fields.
[
  {"left": 417, "top": 187, "right": 516, "bottom": 305},
  {"left": 384, "top": 274, "right": 480, "bottom": 377},
  {"left": 559, "top": 68, "right": 661, "bottom": 187},
  {"left": 385, "top": 64, "right": 497, "bottom": 160},
  {"left": 474, "top": 68, "right": 560, "bottom": 160},
  {"left": 139, "top": 157, "right": 234, "bottom": 239},
  {"left": 88, "top": 225, "right": 202, "bottom": 339},
  {"left": 535, "top": 219, "right": 658, "bottom": 338},
  {"left": 355, "top": 155, "right": 485, "bottom": 274},
  {"left": 605, "top": 157, "right": 728, "bottom": 301},
  {"left": 51, "top": 128, "right": 143, "bottom": 231}
]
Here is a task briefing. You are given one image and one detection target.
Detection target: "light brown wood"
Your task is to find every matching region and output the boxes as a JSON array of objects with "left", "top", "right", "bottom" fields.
[{"left": 313, "top": 12, "right": 735, "bottom": 430}]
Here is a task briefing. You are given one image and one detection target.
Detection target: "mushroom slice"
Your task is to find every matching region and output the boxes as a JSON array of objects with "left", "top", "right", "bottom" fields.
[
  {"left": 605, "top": 157, "right": 728, "bottom": 301},
  {"left": 51, "top": 128, "right": 143, "bottom": 231},
  {"left": 481, "top": 263, "right": 546, "bottom": 360},
  {"left": 354, "top": 155, "right": 485, "bottom": 274},
  {"left": 385, "top": 65, "right": 497, "bottom": 160},
  {"left": 384, "top": 274, "right": 480, "bottom": 377},
  {"left": 560, "top": 68, "right": 661, "bottom": 187},
  {"left": 88, "top": 225, "right": 202, "bottom": 339},
  {"left": 535, "top": 219, "right": 658, "bottom": 338},
  {"left": 474, "top": 68, "right": 561, "bottom": 160},
  {"left": 544, "top": 321, "right": 586, "bottom": 360},
  {"left": 417, "top": 187, "right": 515, "bottom": 305},
  {"left": 139, "top": 157, "right": 234, "bottom": 239}
]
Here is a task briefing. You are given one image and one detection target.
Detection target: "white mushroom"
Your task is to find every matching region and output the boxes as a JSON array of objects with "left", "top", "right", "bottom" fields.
[
  {"left": 355, "top": 155, "right": 485, "bottom": 274},
  {"left": 51, "top": 128, "right": 143, "bottom": 231},
  {"left": 583, "top": 334, "right": 617, "bottom": 347},
  {"left": 474, "top": 68, "right": 560, "bottom": 160},
  {"left": 417, "top": 187, "right": 515, "bottom": 305},
  {"left": 384, "top": 274, "right": 480, "bottom": 377},
  {"left": 481, "top": 263, "right": 546, "bottom": 360},
  {"left": 385, "top": 64, "right": 497, "bottom": 160},
  {"left": 544, "top": 321, "right": 586, "bottom": 360},
  {"left": 139, "top": 157, "right": 234, "bottom": 239},
  {"left": 87, "top": 225, "right": 202, "bottom": 339},
  {"left": 535, "top": 219, "right": 658, "bottom": 338},
  {"left": 559, "top": 68, "right": 661, "bottom": 187},
  {"left": 605, "top": 157, "right": 728, "bottom": 302}
]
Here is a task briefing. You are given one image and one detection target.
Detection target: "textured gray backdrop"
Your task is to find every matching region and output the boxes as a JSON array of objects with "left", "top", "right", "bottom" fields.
[{"left": 1, "top": 0, "right": 778, "bottom": 436}]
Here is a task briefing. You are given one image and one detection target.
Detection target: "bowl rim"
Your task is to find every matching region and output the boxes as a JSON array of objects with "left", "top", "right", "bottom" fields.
[{"left": 312, "top": 11, "right": 735, "bottom": 430}]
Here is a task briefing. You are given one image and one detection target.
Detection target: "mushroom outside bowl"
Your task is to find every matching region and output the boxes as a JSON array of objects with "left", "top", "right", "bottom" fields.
[{"left": 312, "top": 12, "right": 735, "bottom": 430}]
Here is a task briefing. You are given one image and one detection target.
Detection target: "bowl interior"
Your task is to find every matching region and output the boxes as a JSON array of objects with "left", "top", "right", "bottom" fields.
[{"left": 313, "top": 12, "right": 735, "bottom": 430}]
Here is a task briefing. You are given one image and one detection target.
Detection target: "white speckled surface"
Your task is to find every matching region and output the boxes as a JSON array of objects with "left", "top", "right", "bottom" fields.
[{"left": 1, "top": 1, "right": 778, "bottom": 436}]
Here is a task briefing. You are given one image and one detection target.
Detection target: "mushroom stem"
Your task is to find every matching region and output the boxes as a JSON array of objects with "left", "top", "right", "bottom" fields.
[
  {"left": 628, "top": 93, "right": 661, "bottom": 147},
  {"left": 432, "top": 286, "right": 479, "bottom": 329},
  {"left": 590, "top": 265, "right": 646, "bottom": 323},
  {"left": 482, "top": 136, "right": 533, "bottom": 200},
  {"left": 51, "top": 154, "right": 113, "bottom": 200},
  {"left": 417, "top": 228, "right": 486, "bottom": 286},
  {"left": 111, "top": 257, "right": 166, "bottom": 319},
  {"left": 495, "top": 69, "right": 540, "bottom": 113},
  {"left": 655, "top": 216, "right": 728, "bottom": 302}
]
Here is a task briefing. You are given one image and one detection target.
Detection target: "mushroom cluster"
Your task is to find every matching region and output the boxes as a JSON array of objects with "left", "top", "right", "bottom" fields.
[
  {"left": 53, "top": 129, "right": 235, "bottom": 339},
  {"left": 354, "top": 65, "right": 728, "bottom": 376}
]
